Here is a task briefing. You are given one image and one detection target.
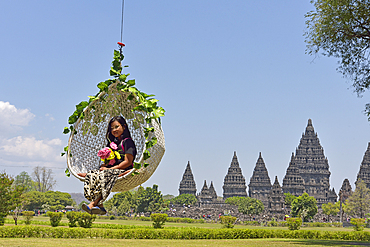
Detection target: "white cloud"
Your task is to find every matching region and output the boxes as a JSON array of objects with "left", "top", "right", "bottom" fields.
[
  {"left": 0, "top": 101, "right": 35, "bottom": 132},
  {"left": 0, "top": 136, "right": 63, "bottom": 161}
]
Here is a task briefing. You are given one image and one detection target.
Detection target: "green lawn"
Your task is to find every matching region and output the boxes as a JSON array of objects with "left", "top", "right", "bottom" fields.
[
  {"left": 0, "top": 238, "right": 368, "bottom": 247},
  {"left": 5, "top": 215, "right": 370, "bottom": 233}
]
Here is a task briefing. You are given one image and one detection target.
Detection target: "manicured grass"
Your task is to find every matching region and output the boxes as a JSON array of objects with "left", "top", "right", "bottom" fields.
[
  {"left": 6, "top": 215, "right": 370, "bottom": 233},
  {"left": 0, "top": 238, "right": 368, "bottom": 246}
]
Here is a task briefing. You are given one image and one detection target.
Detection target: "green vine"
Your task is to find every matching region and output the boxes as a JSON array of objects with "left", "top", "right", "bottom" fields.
[{"left": 62, "top": 49, "right": 165, "bottom": 177}]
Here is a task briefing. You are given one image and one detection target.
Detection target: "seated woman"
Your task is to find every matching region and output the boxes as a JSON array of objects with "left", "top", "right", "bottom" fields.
[{"left": 78, "top": 116, "right": 137, "bottom": 214}]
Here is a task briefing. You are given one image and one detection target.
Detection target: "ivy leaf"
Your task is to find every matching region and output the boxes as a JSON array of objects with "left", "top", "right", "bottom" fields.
[
  {"left": 65, "top": 168, "right": 70, "bottom": 177},
  {"left": 143, "top": 150, "right": 151, "bottom": 160},
  {"left": 133, "top": 162, "right": 141, "bottom": 169},
  {"left": 63, "top": 127, "right": 70, "bottom": 134},
  {"left": 119, "top": 74, "right": 127, "bottom": 82},
  {"left": 143, "top": 163, "right": 149, "bottom": 168},
  {"left": 76, "top": 101, "right": 89, "bottom": 112},
  {"left": 145, "top": 137, "right": 158, "bottom": 149},
  {"left": 61, "top": 152, "right": 65, "bottom": 156},
  {"left": 152, "top": 107, "right": 165, "bottom": 118},
  {"left": 127, "top": 79, "right": 135, "bottom": 86}
]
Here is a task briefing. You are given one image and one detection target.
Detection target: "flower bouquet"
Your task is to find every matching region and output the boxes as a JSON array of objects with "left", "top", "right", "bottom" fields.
[{"left": 97, "top": 142, "right": 121, "bottom": 166}]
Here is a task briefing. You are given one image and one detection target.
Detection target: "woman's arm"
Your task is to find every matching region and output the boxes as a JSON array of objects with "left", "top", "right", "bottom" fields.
[{"left": 100, "top": 153, "right": 134, "bottom": 171}]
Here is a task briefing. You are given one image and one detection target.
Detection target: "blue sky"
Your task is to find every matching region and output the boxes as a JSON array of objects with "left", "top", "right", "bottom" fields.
[{"left": 1, "top": 1, "right": 369, "bottom": 197}]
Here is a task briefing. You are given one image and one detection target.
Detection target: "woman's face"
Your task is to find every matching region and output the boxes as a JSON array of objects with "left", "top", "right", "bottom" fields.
[{"left": 110, "top": 120, "right": 124, "bottom": 138}]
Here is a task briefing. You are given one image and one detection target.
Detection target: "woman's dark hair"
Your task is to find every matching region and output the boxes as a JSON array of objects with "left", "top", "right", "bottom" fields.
[{"left": 106, "top": 116, "right": 132, "bottom": 145}]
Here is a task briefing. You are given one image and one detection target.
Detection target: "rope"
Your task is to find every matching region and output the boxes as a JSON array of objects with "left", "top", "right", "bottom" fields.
[{"left": 120, "top": 0, "right": 124, "bottom": 43}]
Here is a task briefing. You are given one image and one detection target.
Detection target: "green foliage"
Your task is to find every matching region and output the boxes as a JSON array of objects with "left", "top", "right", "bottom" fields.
[
  {"left": 343, "top": 179, "right": 370, "bottom": 218},
  {"left": 150, "top": 213, "right": 168, "bottom": 228},
  {"left": 286, "top": 217, "right": 302, "bottom": 230},
  {"left": 24, "top": 191, "right": 74, "bottom": 211},
  {"left": 225, "top": 196, "right": 246, "bottom": 206},
  {"left": 235, "top": 197, "right": 264, "bottom": 218},
  {"left": 77, "top": 212, "right": 96, "bottom": 228},
  {"left": 136, "top": 185, "right": 165, "bottom": 213},
  {"left": 0, "top": 172, "right": 25, "bottom": 225},
  {"left": 322, "top": 202, "right": 340, "bottom": 221},
  {"left": 62, "top": 49, "right": 165, "bottom": 173},
  {"left": 22, "top": 211, "right": 34, "bottom": 225},
  {"left": 171, "top": 194, "right": 197, "bottom": 206},
  {"left": 46, "top": 212, "right": 63, "bottom": 227},
  {"left": 66, "top": 211, "right": 79, "bottom": 227},
  {"left": 304, "top": 0, "right": 370, "bottom": 119},
  {"left": 105, "top": 191, "right": 133, "bottom": 216},
  {"left": 3, "top": 225, "right": 370, "bottom": 240},
  {"left": 220, "top": 216, "right": 237, "bottom": 228},
  {"left": 350, "top": 218, "right": 366, "bottom": 231},
  {"left": 284, "top": 193, "right": 297, "bottom": 207},
  {"left": 291, "top": 193, "right": 318, "bottom": 222},
  {"left": 13, "top": 171, "right": 33, "bottom": 192}
]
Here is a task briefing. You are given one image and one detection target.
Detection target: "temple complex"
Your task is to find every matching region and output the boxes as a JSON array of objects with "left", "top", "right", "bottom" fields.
[
  {"left": 178, "top": 161, "right": 197, "bottom": 196},
  {"left": 267, "top": 176, "right": 285, "bottom": 214},
  {"left": 293, "top": 119, "right": 336, "bottom": 206},
  {"left": 248, "top": 152, "right": 272, "bottom": 208},
  {"left": 356, "top": 142, "right": 370, "bottom": 189},
  {"left": 282, "top": 153, "right": 305, "bottom": 196},
  {"left": 222, "top": 152, "right": 248, "bottom": 199},
  {"left": 339, "top": 178, "right": 352, "bottom": 203}
]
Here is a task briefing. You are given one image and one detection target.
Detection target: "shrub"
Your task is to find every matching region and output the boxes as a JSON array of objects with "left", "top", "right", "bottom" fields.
[
  {"left": 66, "top": 211, "right": 79, "bottom": 227},
  {"left": 350, "top": 218, "right": 366, "bottom": 231},
  {"left": 78, "top": 212, "right": 96, "bottom": 228},
  {"left": 220, "top": 216, "right": 236, "bottom": 228},
  {"left": 266, "top": 220, "right": 278, "bottom": 227},
  {"left": 286, "top": 217, "right": 302, "bottom": 230},
  {"left": 109, "top": 215, "right": 115, "bottom": 220},
  {"left": 22, "top": 211, "right": 35, "bottom": 225},
  {"left": 0, "top": 214, "right": 5, "bottom": 226},
  {"left": 150, "top": 213, "right": 168, "bottom": 229},
  {"left": 47, "top": 212, "right": 63, "bottom": 227}
]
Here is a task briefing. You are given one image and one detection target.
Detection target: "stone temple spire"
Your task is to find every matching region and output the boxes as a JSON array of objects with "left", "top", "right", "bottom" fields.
[
  {"left": 179, "top": 161, "right": 197, "bottom": 196},
  {"left": 248, "top": 152, "right": 272, "bottom": 208},
  {"left": 268, "top": 176, "right": 285, "bottom": 214},
  {"left": 294, "top": 119, "right": 333, "bottom": 207},
  {"left": 222, "top": 151, "right": 248, "bottom": 199},
  {"left": 356, "top": 142, "right": 370, "bottom": 189},
  {"left": 282, "top": 153, "right": 305, "bottom": 196},
  {"left": 208, "top": 181, "right": 218, "bottom": 201}
]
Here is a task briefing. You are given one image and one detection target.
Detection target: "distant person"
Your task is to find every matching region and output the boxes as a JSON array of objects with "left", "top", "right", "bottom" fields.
[{"left": 78, "top": 116, "right": 137, "bottom": 215}]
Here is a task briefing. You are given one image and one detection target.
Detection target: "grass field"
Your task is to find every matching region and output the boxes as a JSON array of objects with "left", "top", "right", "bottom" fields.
[
  {"left": 1, "top": 238, "right": 369, "bottom": 247},
  {"left": 3, "top": 216, "right": 370, "bottom": 246}
]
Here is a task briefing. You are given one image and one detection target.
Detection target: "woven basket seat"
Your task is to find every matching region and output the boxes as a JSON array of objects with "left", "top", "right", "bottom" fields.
[{"left": 66, "top": 81, "right": 165, "bottom": 192}]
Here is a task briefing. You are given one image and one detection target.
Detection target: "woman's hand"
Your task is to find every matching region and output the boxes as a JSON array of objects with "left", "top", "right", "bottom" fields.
[{"left": 99, "top": 166, "right": 108, "bottom": 171}]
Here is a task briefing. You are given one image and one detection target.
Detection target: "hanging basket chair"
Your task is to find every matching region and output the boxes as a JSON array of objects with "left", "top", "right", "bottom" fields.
[{"left": 66, "top": 81, "right": 165, "bottom": 192}]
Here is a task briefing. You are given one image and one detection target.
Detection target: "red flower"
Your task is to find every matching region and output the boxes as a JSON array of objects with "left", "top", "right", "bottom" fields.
[{"left": 117, "top": 42, "right": 125, "bottom": 47}]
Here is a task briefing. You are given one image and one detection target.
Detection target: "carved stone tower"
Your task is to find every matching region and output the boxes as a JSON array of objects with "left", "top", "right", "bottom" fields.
[
  {"left": 339, "top": 178, "right": 352, "bottom": 203},
  {"left": 197, "top": 180, "right": 213, "bottom": 204},
  {"left": 294, "top": 119, "right": 335, "bottom": 206},
  {"left": 248, "top": 152, "right": 272, "bottom": 208},
  {"left": 222, "top": 152, "right": 248, "bottom": 199},
  {"left": 282, "top": 153, "right": 305, "bottom": 196},
  {"left": 179, "top": 161, "right": 197, "bottom": 196},
  {"left": 268, "top": 176, "right": 285, "bottom": 214},
  {"left": 356, "top": 142, "right": 370, "bottom": 189},
  {"left": 208, "top": 181, "right": 218, "bottom": 201}
]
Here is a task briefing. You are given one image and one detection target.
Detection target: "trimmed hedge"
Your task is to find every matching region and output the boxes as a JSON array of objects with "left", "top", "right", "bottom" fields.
[{"left": 0, "top": 226, "right": 370, "bottom": 240}]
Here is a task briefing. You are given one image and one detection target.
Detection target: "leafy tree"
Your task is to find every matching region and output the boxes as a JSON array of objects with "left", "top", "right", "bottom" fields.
[
  {"left": 171, "top": 194, "right": 198, "bottom": 206},
  {"left": 322, "top": 201, "right": 340, "bottom": 222},
  {"left": 343, "top": 179, "right": 370, "bottom": 218},
  {"left": 0, "top": 172, "right": 25, "bottom": 225},
  {"left": 225, "top": 196, "right": 247, "bottom": 206},
  {"left": 136, "top": 185, "right": 164, "bottom": 213},
  {"left": 235, "top": 197, "right": 264, "bottom": 220},
  {"left": 291, "top": 193, "right": 318, "bottom": 222},
  {"left": 284, "top": 193, "right": 297, "bottom": 208},
  {"left": 304, "top": 0, "right": 370, "bottom": 119},
  {"left": 105, "top": 191, "right": 134, "bottom": 216},
  {"left": 32, "top": 166, "right": 56, "bottom": 192},
  {"left": 24, "top": 191, "right": 74, "bottom": 211},
  {"left": 13, "top": 171, "right": 33, "bottom": 192}
]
